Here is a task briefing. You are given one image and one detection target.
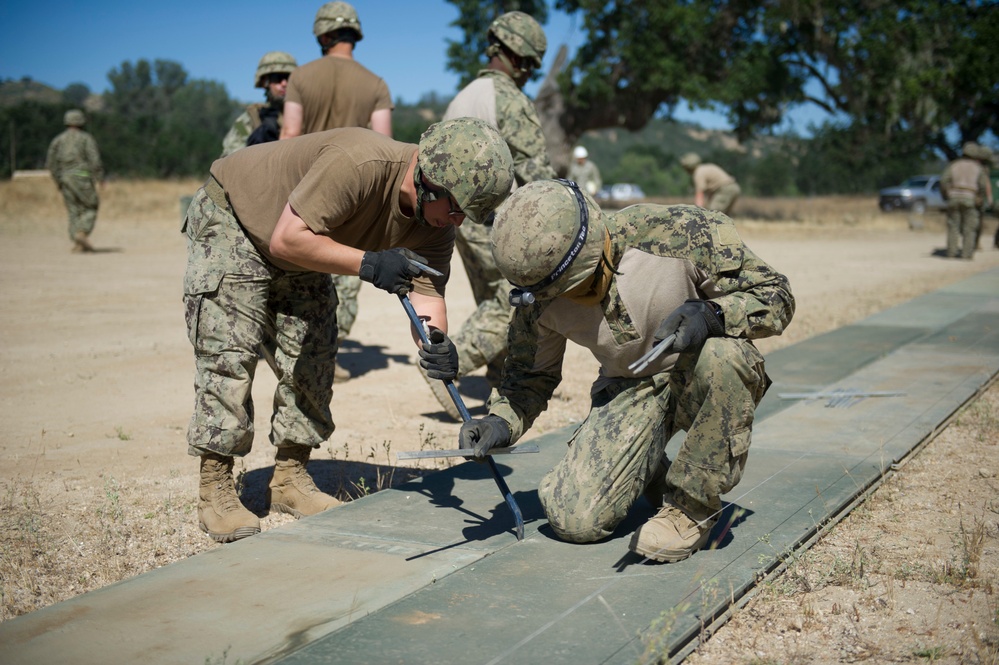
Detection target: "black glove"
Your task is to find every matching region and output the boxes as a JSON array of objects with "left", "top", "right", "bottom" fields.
[
  {"left": 246, "top": 114, "right": 280, "bottom": 146},
  {"left": 358, "top": 248, "right": 427, "bottom": 296},
  {"left": 419, "top": 329, "right": 459, "bottom": 380},
  {"left": 655, "top": 300, "right": 725, "bottom": 352},
  {"left": 458, "top": 415, "right": 512, "bottom": 458}
]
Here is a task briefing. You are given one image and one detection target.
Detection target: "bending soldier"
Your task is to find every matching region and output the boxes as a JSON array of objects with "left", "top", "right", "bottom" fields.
[
  {"left": 680, "top": 152, "right": 741, "bottom": 216},
  {"left": 460, "top": 180, "right": 794, "bottom": 562},
  {"left": 183, "top": 119, "right": 513, "bottom": 543}
]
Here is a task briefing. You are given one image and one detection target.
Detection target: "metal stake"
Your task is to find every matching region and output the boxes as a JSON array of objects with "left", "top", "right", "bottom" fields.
[{"left": 399, "top": 294, "right": 526, "bottom": 540}]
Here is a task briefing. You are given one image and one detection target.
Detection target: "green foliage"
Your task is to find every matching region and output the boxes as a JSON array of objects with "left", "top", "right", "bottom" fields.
[
  {"left": 62, "top": 83, "right": 91, "bottom": 107},
  {"left": 1, "top": 59, "right": 241, "bottom": 179},
  {"left": 391, "top": 92, "right": 449, "bottom": 145},
  {"left": 539, "top": 0, "right": 996, "bottom": 166},
  {"left": 0, "top": 101, "right": 69, "bottom": 176},
  {"left": 794, "top": 124, "right": 944, "bottom": 195}
]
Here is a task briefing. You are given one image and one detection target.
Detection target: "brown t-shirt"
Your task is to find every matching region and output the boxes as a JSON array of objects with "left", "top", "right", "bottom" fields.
[
  {"left": 285, "top": 56, "right": 393, "bottom": 134},
  {"left": 693, "top": 163, "right": 736, "bottom": 195},
  {"left": 210, "top": 129, "right": 451, "bottom": 297}
]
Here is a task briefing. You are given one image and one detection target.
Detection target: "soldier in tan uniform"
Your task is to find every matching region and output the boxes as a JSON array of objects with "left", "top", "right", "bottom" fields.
[
  {"left": 426, "top": 11, "right": 557, "bottom": 420},
  {"left": 280, "top": 1, "right": 392, "bottom": 139},
  {"left": 281, "top": 1, "right": 395, "bottom": 381},
  {"left": 942, "top": 142, "right": 992, "bottom": 259},
  {"left": 459, "top": 179, "right": 794, "bottom": 563},
  {"left": 46, "top": 109, "right": 103, "bottom": 252},
  {"left": 680, "top": 152, "right": 741, "bottom": 216},
  {"left": 183, "top": 119, "right": 514, "bottom": 543},
  {"left": 220, "top": 52, "right": 298, "bottom": 158}
]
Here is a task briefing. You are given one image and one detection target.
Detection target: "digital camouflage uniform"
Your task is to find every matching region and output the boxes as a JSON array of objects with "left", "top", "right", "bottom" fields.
[
  {"left": 46, "top": 123, "right": 103, "bottom": 244},
  {"left": 489, "top": 204, "right": 794, "bottom": 543},
  {"left": 444, "top": 68, "right": 557, "bottom": 387},
  {"left": 183, "top": 129, "right": 455, "bottom": 459},
  {"left": 220, "top": 103, "right": 284, "bottom": 158},
  {"left": 184, "top": 183, "right": 338, "bottom": 456}
]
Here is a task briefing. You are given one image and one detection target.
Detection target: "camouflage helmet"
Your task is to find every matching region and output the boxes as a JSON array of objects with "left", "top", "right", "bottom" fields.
[
  {"left": 254, "top": 51, "right": 298, "bottom": 88},
  {"left": 63, "top": 109, "right": 86, "bottom": 127},
  {"left": 313, "top": 1, "right": 363, "bottom": 40},
  {"left": 492, "top": 179, "right": 606, "bottom": 302},
  {"left": 488, "top": 11, "right": 547, "bottom": 69},
  {"left": 962, "top": 142, "right": 980, "bottom": 159},
  {"left": 417, "top": 117, "right": 515, "bottom": 225},
  {"left": 680, "top": 152, "right": 701, "bottom": 170}
]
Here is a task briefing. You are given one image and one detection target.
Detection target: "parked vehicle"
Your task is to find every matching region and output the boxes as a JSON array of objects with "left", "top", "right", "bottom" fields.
[
  {"left": 597, "top": 182, "right": 645, "bottom": 202},
  {"left": 878, "top": 175, "right": 945, "bottom": 214}
]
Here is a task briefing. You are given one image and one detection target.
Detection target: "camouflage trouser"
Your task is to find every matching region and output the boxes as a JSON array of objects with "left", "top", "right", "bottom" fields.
[
  {"left": 183, "top": 187, "right": 338, "bottom": 458},
  {"left": 58, "top": 175, "right": 99, "bottom": 240},
  {"left": 946, "top": 195, "right": 980, "bottom": 259},
  {"left": 332, "top": 274, "right": 362, "bottom": 342},
  {"left": 538, "top": 338, "right": 768, "bottom": 543},
  {"left": 453, "top": 220, "right": 514, "bottom": 386},
  {"left": 708, "top": 182, "right": 741, "bottom": 217}
]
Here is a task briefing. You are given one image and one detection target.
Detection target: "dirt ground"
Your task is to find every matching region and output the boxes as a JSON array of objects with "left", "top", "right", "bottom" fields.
[{"left": 1, "top": 178, "right": 997, "bottom": 663}]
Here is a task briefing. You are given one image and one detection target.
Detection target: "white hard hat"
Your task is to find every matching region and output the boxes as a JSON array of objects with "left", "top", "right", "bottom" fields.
[{"left": 573, "top": 146, "right": 588, "bottom": 159}]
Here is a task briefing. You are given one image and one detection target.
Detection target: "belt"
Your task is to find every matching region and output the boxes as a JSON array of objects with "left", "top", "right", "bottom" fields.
[{"left": 204, "top": 175, "right": 233, "bottom": 213}]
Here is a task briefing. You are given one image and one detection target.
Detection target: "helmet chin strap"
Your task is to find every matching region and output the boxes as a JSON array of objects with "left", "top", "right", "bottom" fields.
[
  {"left": 412, "top": 165, "right": 432, "bottom": 227},
  {"left": 488, "top": 44, "right": 532, "bottom": 86},
  {"left": 508, "top": 179, "right": 588, "bottom": 307}
]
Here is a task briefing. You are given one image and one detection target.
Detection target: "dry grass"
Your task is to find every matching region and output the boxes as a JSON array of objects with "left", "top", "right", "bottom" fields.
[
  {"left": 2, "top": 177, "right": 997, "bottom": 665},
  {"left": 0, "top": 177, "right": 204, "bottom": 234},
  {"left": 686, "top": 385, "right": 999, "bottom": 665}
]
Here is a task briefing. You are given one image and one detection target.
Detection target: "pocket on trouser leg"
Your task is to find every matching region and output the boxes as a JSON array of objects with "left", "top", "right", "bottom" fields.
[{"left": 183, "top": 268, "right": 225, "bottom": 354}]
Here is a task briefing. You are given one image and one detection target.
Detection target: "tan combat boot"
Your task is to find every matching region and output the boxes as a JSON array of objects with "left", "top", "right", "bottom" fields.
[
  {"left": 333, "top": 359, "right": 351, "bottom": 383},
  {"left": 629, "top": 496, "right": 717, "bottom": 563},
  {"left": 73, "top": 231, "right": 94, "bottom": 253},
  {"left": 198, "top": 453, "right": 261, "bottom": 543},
  {"left": 268, "top": 446, "right": 342, "bottom": 518}
]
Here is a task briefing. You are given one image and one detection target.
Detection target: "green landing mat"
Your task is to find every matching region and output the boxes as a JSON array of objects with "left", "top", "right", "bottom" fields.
[{"left": 2, "top": 269, "right": 998, "bottom": 665}]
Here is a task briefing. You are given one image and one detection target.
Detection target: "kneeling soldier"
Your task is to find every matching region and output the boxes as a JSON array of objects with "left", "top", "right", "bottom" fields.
[{"left": 459, "top": 179, "right": 794, "bottom": 562}]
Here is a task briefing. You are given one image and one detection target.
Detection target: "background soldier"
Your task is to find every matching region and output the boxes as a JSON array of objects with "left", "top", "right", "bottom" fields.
[
  {"left": 429, "top": 10, "right": 557, "bottom": 419},
  {"left": 184, "top": 119, "right": 513, "bottom": 543},
  {"left": 220, "top": 51, "right": 298, "bottom": 158},
  {"left": 680, "top": 152, "right": 741, "bottom": 216},
  {"left": 280, "top": 1, "right": 392, "bottom": 139},
  {"left": 942, "top": 142, "right": 992, "bottom": 260},
  {"left": 281, "top": 1, "right": 395, "bottom": 381},
  {"left": 567, "top": 145, "right": 602, "bottom": 196},
  {"left": 460, "top": 180, "right": 794, "bottom": 563},
  {"left": 46, "top": 109, "right": 103, "bottom": 253}
]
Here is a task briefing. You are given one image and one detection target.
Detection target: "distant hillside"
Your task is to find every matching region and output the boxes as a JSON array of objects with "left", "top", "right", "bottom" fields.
[{"left": 0, "top": 78, "right": 62, "bottom": 107}]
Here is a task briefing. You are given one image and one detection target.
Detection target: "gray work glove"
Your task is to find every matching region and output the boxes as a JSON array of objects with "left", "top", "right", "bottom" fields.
[
  {"left": 458, "top": 415, "right": 512, "bottom": 459},
  {"left": 419, "top": 329, "right": 459, "bottom": 381},
  {"left": 358, "top": 248, "right": 427, "bottom": 296},
  {"left": 655, "top": 300, "right": 725, "bottom": 352}
]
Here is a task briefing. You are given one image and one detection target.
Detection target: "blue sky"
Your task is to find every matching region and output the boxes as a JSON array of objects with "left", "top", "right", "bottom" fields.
[{"left": 1, "top": 0, "right": 828, "bottom": 134}]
